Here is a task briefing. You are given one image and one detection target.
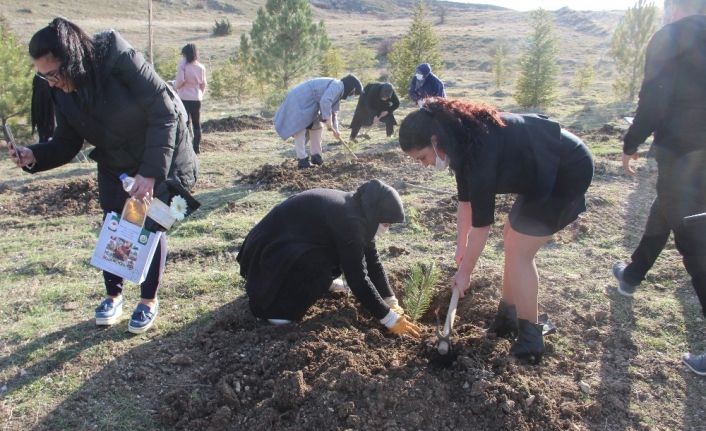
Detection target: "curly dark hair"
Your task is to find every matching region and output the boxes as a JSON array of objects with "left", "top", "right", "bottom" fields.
[
  {"left": 398, "top": 98, "right": 506, "bottom": 169},
  {"left": 29, "top": 17, "right": 98, "bottom": 105}
]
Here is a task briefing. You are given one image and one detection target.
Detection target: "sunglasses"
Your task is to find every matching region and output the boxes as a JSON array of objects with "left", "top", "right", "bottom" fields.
[{"left": 35, "top": 68, "right": 61, "bottom": 83}]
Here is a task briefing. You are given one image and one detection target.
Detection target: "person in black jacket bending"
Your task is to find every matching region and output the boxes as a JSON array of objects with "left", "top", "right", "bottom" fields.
[
  {"left": 612, "top": 0, "right": 706, "bottom": 376},
  {"left": 5, "top": 18, "right": 197, "bottom": 334},
  {"left": 236, "top": 179, "right": 421, "bottom": 338},
  {"left": 349, "top": 82, "right": 400, "bottom": 140},
  {"left": 399, "top": 98, "right": 594, "bottom": 363}
]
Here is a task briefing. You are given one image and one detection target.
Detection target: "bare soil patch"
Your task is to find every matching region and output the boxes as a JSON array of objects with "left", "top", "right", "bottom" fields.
[
  {"left": 240, "top": 151, "right": 433, "bottom": 193},
  {"left": 1, "top": 178, "right": 101, "bottom": 217},
  {"left": 159, "top": 291, "right": 575, "bottom": 431},
  {"left": 201, "top": 115, "right": 271, "bottom": 134}
]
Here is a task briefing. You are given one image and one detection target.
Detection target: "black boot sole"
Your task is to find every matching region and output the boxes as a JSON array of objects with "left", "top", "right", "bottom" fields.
[{"left": 511, "top": 350, "right": 544, "bottom": 365}]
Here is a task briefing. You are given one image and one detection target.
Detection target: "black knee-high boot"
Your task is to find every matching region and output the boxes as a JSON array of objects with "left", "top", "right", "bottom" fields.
[
  {"left": 510, "top": 319, "right": 544, "bottom": 364},
  {"left": 486, "top": 300, "right": 519, "bottom": 339}
]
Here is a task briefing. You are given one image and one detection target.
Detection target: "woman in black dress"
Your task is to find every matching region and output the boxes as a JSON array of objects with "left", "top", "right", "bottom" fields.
[{"left": 399, "top": 98, "right": 593, "bottom": 362}]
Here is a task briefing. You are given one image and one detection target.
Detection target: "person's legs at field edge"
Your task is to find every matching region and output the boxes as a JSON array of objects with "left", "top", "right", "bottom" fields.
[
  {"left": 137, "top": 233, "right": 167, "bottom": 311},
  {"left": 309, "top": 127, "right": 323, "bottom": 157},
  {"left": 621, "top": 197, "right": 672, "bottom": 286},
  {"left": 502, "top": 222, "right": 551, "bottom": 323},
  {"left": 292, "top": 129, "right": 308, "bottom": 160},
  {"left": 101, "top": 229, "right": 166, "bottom": 313},
  {"left": 190, "top": 101, "right": 202, "bottom": 154},
  {"left": 182, "top": 100, "right": 200, "bottom": 153},
  {"left": 673, "top": 219, "right": 706, "bottom": 375}
]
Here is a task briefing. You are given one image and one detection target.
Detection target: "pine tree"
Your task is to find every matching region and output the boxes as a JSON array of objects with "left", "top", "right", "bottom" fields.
[
  {"left": 574, "top": 60, "right": 595, "bottom": 95},
  {"left": 388, "top": 2, "right": 443, "bottom": 97},
  {"left": 241, "top": 0, "right": 329, "bottom": 90},
  {"left": 492, "top": 42, "right": 509, "bottom": 91},
  {"left": 153, "top": 47, "right": 181, "bottom": 82},
  {"left": 320, "top": 47, "right": 345, "bottom": 78},
  {"left": 514, "top": 9, "right": 558, "bottom": 108},
  {"left": 347, "top": 43, "right": 377, "bottom": 84},
  {"left": 610, "top": 0, "right": 658, "bottom": 101},
  {"left": 0, "top": 18, "right": 33, "bottom": 128}
]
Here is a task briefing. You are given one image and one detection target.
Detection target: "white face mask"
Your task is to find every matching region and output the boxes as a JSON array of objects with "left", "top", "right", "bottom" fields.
[
  {"left": 432, "top": 143, "right": 449, "bottom": 170},
  {"left": 376, "top": 224, "right": 390, "bottom": 236},
  {"left": 415, "top": 73, "right": 424, "bottom": 81},
  {"left": 346, "top": 94, "right": 355, "bottom": 102}
]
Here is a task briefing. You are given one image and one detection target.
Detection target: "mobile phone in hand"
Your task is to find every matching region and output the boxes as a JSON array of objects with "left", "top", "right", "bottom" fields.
[{"left": 3, "top": 123, "right": 17, "bottom": 152}]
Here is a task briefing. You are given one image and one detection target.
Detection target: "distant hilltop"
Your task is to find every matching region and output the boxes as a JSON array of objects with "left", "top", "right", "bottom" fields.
[{"left": 309, "top": 0, "right": 508, "bottom": 15}]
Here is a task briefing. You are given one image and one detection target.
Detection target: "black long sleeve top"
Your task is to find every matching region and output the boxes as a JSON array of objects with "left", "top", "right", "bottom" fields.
[
  {"left": 623, "top": 14, "right": 706, "bottom": 159},
  {"left": 454, "top": 113, "right": 591, "bottom": 228}
]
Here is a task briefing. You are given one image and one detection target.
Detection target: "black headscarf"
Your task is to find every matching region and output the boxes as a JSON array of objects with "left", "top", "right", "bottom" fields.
[
  {"left": 353, "top": 179, "right": 405, "bottom": 234},
  {"left": 341, "top": 74, "right": 363, "bottom": 98}
]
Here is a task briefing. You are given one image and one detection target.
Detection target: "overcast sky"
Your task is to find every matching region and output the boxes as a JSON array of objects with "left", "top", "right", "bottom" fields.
[{"left": 459, "top": 0, "right": 660, "bottom": 11}]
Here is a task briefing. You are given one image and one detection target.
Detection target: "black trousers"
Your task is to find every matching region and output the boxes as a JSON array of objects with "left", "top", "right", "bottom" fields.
[
  {"left": 625, "top": 150, "right": 706, "bottom": 317},
  {"left": 182, "top": 100, "right": 201, "bottom": 154},
  {"left": 98, "top": 170, "right": 167, "bottom": 300}
]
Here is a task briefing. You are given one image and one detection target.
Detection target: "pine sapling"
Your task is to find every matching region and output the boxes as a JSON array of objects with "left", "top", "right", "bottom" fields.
[{"left": 403, "top": 262, "right": 441, "bottom": 322}]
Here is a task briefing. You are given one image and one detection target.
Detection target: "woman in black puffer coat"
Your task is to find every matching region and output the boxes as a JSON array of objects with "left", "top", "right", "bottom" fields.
[{"left": 8, "top": 17, "right": 197, "bottom": 334}]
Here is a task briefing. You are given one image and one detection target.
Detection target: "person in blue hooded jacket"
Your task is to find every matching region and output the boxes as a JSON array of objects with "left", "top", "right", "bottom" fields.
[{"left": 408, "top": 63, "right": 446, "bottom": 107}]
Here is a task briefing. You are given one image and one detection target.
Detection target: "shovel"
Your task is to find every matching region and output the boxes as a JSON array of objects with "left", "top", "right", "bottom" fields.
[
  {"left": 335, "top": 134, "right": 358, "bottom": 160},
  {"left": 437, "top": 288, "right": 460, "bottom": 355}
]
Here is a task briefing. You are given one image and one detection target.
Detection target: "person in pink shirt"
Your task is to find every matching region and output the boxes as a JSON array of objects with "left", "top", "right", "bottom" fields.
[{"left": 175, "top": 43, "right": 207, "bottom": 154}]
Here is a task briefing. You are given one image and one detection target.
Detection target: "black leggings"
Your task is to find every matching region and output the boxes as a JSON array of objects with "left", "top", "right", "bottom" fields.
[
  {"left": 98, "top": 170, "right": 168, "bottom": 300},
  {"left": 103, "top": 233, "right": 166, "bottom": 299},
  {"left": 182, "top": 100, "right": 201, "bottom": 154}
]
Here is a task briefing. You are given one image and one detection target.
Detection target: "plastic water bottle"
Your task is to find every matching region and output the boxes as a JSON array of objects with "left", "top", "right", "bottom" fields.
[
  {"left": 118, "top": 173, "right": 148, "bottom": 226},
  {"left": 119, "top": 173, "right": 135, "bottom": 192}
]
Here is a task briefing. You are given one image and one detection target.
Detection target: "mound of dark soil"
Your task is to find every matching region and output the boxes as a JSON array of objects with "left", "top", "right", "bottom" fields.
[
  {"left": 241, "top": 151, "right": 433, "bottom": 193},
  {"left": 159, "top": 290, "right": 576, "bottom": 431},
  {"left": 202, "top": 115, "right": 271, "bottom": 134},
  {"left": 2, "top": 178, "right": 101, "bottom": 217}
]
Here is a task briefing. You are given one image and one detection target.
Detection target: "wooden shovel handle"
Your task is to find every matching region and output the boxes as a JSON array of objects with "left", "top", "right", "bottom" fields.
[
  {"left": 336, "top": 136, "right": 358, "bottom": 159},
  {"left": 438, "top": 288, "right": 460, "bottom": 354}
]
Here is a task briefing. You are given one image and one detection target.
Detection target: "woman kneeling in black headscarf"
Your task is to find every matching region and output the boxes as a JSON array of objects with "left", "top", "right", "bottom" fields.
[{"left": 236, "top": 179, "right": 421, "bottom": 337}]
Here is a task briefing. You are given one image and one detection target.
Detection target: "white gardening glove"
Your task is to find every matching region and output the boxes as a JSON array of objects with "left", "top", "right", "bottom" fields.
[{"left": 383, "top": 296, "right": 405, "bottom": 315}]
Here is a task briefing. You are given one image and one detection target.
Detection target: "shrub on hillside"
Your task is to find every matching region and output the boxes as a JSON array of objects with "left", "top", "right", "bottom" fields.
[
  {"left": 212, "top": 17, "right": 232, "bottom": 37},
  {"left": 210, "top": 51, "right": 255, "bottom": 101}
]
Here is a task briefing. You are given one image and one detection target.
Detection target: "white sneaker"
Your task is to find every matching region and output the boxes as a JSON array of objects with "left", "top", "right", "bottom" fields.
[
  {"left": 267, "top": 319, "right": 292, "bottom": 325},
  {"left": 329, "top": 278, "right": 349, "bottom": 293}
]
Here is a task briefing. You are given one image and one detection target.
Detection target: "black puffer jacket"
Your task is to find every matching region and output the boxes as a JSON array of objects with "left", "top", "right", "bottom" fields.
[
  {"left": 237, "top": 179, "right": 405, "bottom": 320},
  {"left": 25, "top": 30, "right": 197, "bottom": 207}
]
